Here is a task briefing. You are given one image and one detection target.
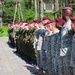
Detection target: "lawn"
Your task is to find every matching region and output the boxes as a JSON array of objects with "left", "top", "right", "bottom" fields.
[{"left": 0, "top": 25, "right": 8, "bottom": 37}]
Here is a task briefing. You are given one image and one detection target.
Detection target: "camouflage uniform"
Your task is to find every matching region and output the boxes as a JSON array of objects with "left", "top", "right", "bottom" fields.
[
  {"left": 47, "top": 30, "right": 59, "bottom": 75},
  {"left": 34, "top": 28, "right": 45, "bottom": 68},
  {"left": 70, "top": 33, "right": 75, "bottom": 75},
  {"left": 41, "top": 31, "right": 52, "bottom": 71},
  {"left": 58, "top": 19, "right": 72, "bottom": 75},
  {"left": 38, "top": 29, "right": 46, "bottom": 69}
]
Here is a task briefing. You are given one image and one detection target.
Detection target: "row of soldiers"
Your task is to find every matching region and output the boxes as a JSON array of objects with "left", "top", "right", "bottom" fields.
[
  {"left": 33, "top": 7, "right": 75, "bottom": 75},
  {"left": 8, "top": 6, "right": 75, "bottom": 75}
]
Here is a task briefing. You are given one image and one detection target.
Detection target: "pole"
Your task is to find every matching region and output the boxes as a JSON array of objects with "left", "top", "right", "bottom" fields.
[
  {"left": 54, "top": 0, "right": 59, "bottom": 18},
  {"left": 40, "top": 0, "right": 44, "bottom": 20},
  {"left": 13, "top": 1, "right": 17, "bottom": 23},
  {"left": 34, "top": 0, "right": 38, "bottom": 20}
]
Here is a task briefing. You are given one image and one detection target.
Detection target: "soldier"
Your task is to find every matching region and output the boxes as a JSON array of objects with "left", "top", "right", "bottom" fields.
[
  {"left": 42, "top": 17, "right": 51, "bottom": 25},
  {"left": 58, "top": 7, "right": 73, "bottom": 75},
  {"left": 24, "top": 23, "right": 29, "bottom": 30},
  {"left": 46, "top": 20, "right": 60, "bottom": 75},
  {"left": 28, "top": 21, "right": 35, "bottom": 29},
  {"left": 70, "top": 16, "right": 75, "bottom": 75},
  {"left": 33, "top": 20, "right": 45, "bottom": 75},
  {"left": 55, "top": 18, "right": 65, "bottom": 30},
  {"left": 43, "top": 20, "right": 53, "bottom": 75},
  {"left": 44, "top": 18, "right": 65, "bottom": 75}
]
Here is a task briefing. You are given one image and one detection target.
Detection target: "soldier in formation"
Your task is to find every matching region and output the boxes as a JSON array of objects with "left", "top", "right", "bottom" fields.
[{"left": 8, "top": 6, "right": 75, "bottom": 75}]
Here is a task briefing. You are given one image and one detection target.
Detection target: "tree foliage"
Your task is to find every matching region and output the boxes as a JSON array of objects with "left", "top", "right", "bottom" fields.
[
  {"left": 2, "top": 0, "right": 35, "bottom": 24},
  {"left": 2, "top": 0, "right": 16, "bottom": 24},
  {"left": 2, "top": 0, "right": 55, "bottom": 25}
]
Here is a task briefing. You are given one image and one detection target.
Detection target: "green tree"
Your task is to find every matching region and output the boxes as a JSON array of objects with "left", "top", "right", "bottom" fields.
[{"left": 2, "top": 0, "right": 16, "bottom": 24}]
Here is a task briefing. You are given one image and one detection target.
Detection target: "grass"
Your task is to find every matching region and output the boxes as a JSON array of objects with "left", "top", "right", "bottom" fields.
[{"left": 0, "top": 25, "right": 8, "bottom": 37}]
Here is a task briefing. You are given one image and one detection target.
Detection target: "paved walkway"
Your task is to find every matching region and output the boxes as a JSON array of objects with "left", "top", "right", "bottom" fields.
[{"left": 0, "top": 37, "right": 37, "bottom": 75}]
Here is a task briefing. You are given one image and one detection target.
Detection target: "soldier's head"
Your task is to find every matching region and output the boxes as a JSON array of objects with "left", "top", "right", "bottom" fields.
[
  {"left": 49, "top": 20, "right": 56, "bottom": 31},
  {"left": 24, "top": 23, "right": 29, "bottom": 30},
  {"left": 55, "top": 18, "right": 65, "bottom": 30},
  {"left": 42, "top": 17, "right": 51, "bottom": 24},
  {"left": 44, "top": 21, "right": 51, "bottom": 32},
  {"left": 62, "top": 7, "right": 73, "bottom": 21},
  {"left": 44, "top": 20, "right": 55, "bottom": 32},
  {"left": 33, "top": 20, "right": 40, "bottom": 28},
  {"left": 70, "top": 16, "right": 75, "bottom": 31},
  {"left": 35, "top": 20, "right": 45, "bottom": 29},
  {"left": 28, "top": 22, "right": 34, "bottom": 28}
]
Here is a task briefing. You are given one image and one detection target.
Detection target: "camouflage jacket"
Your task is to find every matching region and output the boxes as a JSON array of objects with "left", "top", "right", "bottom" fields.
[
  {"left": 70, "top": 33, "right": 75, "bottom": 67},
  {"left": 42, "top": 31, "right": 52, "bottom": 51},
  {"left": 60, "top": 19, "right": 72, "bottom": 56},
  {"left": 34, "top": 28, "right": 46, "bottom": 50}
]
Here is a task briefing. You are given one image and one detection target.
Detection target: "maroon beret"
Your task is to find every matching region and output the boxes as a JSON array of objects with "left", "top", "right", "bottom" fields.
[
  {"left": 50, "top": 20, "right": 55, "bottom": 23},
  {"left": 33, "top": 20, "right": 42, "bottom": 23},
  {"left": 55, "top": 18, "right": 65, "bottom": 23},
  {"left": 25, "top": 23, "right": 29, "bottom": 26},
  {"left": 62, "top": 7, "right": 73, "bottom": 11},
  {"left": 13, "top": 22, "right": 18, "bottom": 24},
  {"left": 70, "top": 16, "right": 75, "bottom": 21},
  {"left": 42, "top": 17, "right": 50, "bottom": 20},
  {"left": 44, "top": 20, "right": 55, "bottom": 26},
  {"left": 44, "top": 21, "right": 50, "bottom": 26},
  {"left": 28, "top": 21, "right": 34, "bottom": 25},
  {"left": 33, "top": 20, "right": 38, "bottom": 22}
]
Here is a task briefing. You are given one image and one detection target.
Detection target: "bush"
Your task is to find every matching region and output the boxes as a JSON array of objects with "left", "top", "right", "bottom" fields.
[{"left": 0, "top": 26, "right": 8, "bottom": 37}]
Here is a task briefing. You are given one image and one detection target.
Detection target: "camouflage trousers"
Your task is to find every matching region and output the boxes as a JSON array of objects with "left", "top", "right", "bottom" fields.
[
  {"left": 36, "top": 50, "right": 42, "bottom": 68},
  {"left": 36, "top": 50, "right": 47, "bottom": 71},
  {"left": 72, "top": 67, "right": 75, "bottom": 75},
  {"left": 46, "top": 52, "right": 58, "bottom": 75},
  {"left": 58, "top": 56, "right": 71, "bottom": 75},
  {"left": 40, "top": 49, "right": 48, "bottom": 71}
]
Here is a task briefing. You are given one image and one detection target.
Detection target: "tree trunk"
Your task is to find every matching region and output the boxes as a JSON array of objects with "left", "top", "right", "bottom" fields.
[
  {"left": 62, "top": 0, "right": 66, "bottom": 7},
  {"left": 54, "top": 0, "right": 59, "bottom": 18},
  {"left": 34, "top": 0, "right": 38, "bottom": 20},
  {"left": 40, "top": 0, "right": 44, "bottom": 20}
]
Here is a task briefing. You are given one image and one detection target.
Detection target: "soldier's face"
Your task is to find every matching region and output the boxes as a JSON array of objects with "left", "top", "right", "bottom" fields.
[
  {"left": 24, "top": 26, "right": 29, "bottom": 30},
  {"left": 49, "top": 24, "right": 53, "bottom": 31},
  {"left": 45, "top": 25, "right": 50, "bottom": 32},
  {"left": 39, "top": 23, "right": 44, "bottom": 28},
  {"left": 56, "top": 22, "right": 64, "bottom": 30},
  {"left": 42, "top": 20, "right": 50, "bottom": 24},
  {"left": 29, "top": 24, "right": 34, "bottom": 28},
  {"left": 62, "top": 10, "right": 68, "bottom": 21},
  {"left": 34, "top": 23, "right": 36, "bottom": 26},
  {"left": 62, "top": 9, "right": 73, "bottom": 21}
]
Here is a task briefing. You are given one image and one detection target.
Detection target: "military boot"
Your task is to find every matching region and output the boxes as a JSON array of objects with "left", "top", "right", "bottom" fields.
[{"left": 35, "top": 68, "right": 43, "bottom": 75}]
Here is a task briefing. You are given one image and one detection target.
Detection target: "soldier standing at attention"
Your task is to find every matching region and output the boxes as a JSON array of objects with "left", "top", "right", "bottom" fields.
[
  {"left": 70, "top": 17, "right": 75, "bottom": 75},
  {"left": 36, "top": 20, "right": 46, "bottom": 75},
  {"left": 58, "top": 7, "right": 73, "bottom": 75},
  {"left": 41, "top": 19, "right": 52, "bottom": 75},
  {"left": 54, "top": 18, "right": 65, "bottom": 75},
  {"left": 46, "top": 20, "right": 60, "bottom": 75},
  {"left": 34, "top": 20, "right": 46, "bottom": 75},
  {"left": 44, "top": 18, "right": 65, "bottom": 75}
]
